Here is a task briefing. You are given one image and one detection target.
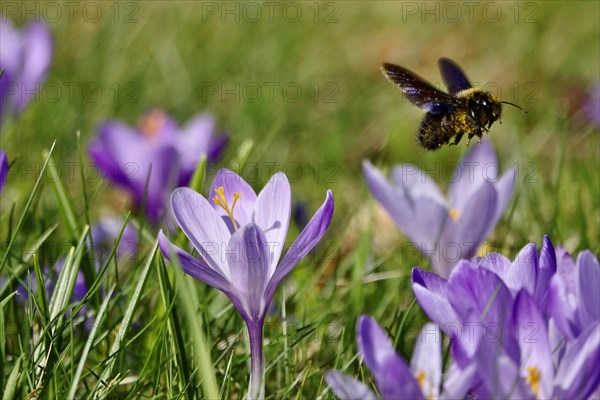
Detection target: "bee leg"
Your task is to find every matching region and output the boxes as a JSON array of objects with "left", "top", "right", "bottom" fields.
[
  {"left": 465, "top": 133, "right": 475, "bottom": 147},
  {"left": 450, "top": 133, "right": 464, "bottom": 146}
]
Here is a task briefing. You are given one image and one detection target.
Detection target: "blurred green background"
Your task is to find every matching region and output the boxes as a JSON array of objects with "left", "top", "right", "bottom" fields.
[
  {"left": 1, "top": 1, "right": 599, "bottom": 397},
  {"left": 2, "top": 1, "right": 598, "bottom": 255}
]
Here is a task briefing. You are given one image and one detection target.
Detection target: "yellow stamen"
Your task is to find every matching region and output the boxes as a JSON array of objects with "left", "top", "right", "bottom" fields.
[
  {"left": 212, "top": 186, "right": 241, "bottom": 230},
  {"left": 526, "top": 366, "right": 541, "bottom": 398},
  {"left": 138, "top": 109, "right": 167, "bottom": 139},
  {"left": 415, "top": 370, "right": 426, "bottom": 389},
  {"left": 449, "top": 208, "right": 460, "bottom": 222},
  {"left": 415, "top": 370, "right": 433, "bottom": 400}
]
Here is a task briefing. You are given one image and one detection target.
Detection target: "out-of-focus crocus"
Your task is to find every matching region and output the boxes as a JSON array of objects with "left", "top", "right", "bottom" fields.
[
  {"left": 89, "top": 217, "right": 139, "bottom": 268},
  {"left": 325, "top": 315, "right": 474, "bottom": 400},
  {"left": 0, "top": 18, "right": 52, "bottom": 125},
  {"left": 584, "top": 82, "right": 600, "bottom": 127},
  {"left": 0, "top": 150, "right": 7, "bottom": 192},
  {"left": 159, "top": 169, "right": 334, "bottom": 399},
  {"left": 89, "top": 109, "right": 228, "bottom": 223},
  {"left": 364, "top": 139, "right": 515, "bottom": 277}
]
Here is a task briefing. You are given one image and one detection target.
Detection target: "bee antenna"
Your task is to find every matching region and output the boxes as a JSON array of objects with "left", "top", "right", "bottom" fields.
[{"left": 501, "top": 101, "right": 527, "bottom": 113}]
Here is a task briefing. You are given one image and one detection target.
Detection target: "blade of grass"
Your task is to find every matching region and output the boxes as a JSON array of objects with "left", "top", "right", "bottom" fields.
[
  {"left": 68, "top": 285, "right": 115, "bottom": 399},
  {"left": 0, "top": 141, "right": 56, "bottom": 274},
  {"left": 94, "top": 241, "right": 158, "bottom": 398},
  {"left": 46, "top": 154, "right": 78, "bottom": 240}
]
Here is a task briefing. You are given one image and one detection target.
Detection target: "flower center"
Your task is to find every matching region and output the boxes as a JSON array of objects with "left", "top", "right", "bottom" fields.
[
  {"left": 138, "top": 109, "right": 167, "bottom": 140},
  {"left": 212, "top": 186, "right": 241, "bottom": 230},
  {"left": 415, "top": 370, "right": 433, "bottom": 400},
  {"left": 449, "top": 208, "right": 460, "bottom": 222},
  {"left": 526, "top": 366, "right": 541, "bottom": 398}
]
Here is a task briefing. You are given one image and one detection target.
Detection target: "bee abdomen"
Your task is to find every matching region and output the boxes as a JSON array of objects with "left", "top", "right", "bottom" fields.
[{"left": 417, "top": 113, "right": 451, "bottom": 150}]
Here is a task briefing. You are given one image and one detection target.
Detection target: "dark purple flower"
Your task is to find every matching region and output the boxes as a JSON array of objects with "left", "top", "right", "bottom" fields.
[
  {"left": 364, "top": 139, "right": 515, "bottom": 277},
  {"left": 89, "top": 109, "right": 228, "bottom": 223},
  {"left": 0, "top": 149, "right": 7, "bottom": 192},
  {"left": 325, "top": 315, "right": 474, "bottom": 399},
  {"left": 0, "top": 18, "right": 52, "bottom": 124},
  {"left": 159, "top": 169, "right": 334, "bottom": 399}
]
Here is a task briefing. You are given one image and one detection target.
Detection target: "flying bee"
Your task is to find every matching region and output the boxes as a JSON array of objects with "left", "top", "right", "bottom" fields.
[{"left": 381, "top": 58, "right": 525, "bottom": 150}]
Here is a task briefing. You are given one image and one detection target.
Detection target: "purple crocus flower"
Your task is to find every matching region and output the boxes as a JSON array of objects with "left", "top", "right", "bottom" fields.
[
  {"left": 584, "top": 82, "right": 600, "bottom": 127},
  {"left": 89, "top": 109, "right": 228, "bottom": 223},
  {"left": 364, "top": 139, "right": 515, "bottom": 277},
  {"left": 412, "top": 237, "right": 600, "bottom": 398},
  {"left": 0, "top": 149, "right": 7, "bottom": 192},
  {"left": 158, "top": 168, "right": 334, "bottom": 399},
  {"left": 325, "top": 315, "right": 475, "bottom": 399},
  {"left": 0, "top": 18, "right": 52, "bottom": 125}
]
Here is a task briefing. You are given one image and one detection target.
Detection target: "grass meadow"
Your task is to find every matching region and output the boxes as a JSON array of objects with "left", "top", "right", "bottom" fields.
[{"left": 0, "top": 1, "right": 598, "bottom": 399}]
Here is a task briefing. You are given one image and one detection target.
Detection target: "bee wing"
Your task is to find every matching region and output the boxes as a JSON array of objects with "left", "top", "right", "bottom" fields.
[
  {"left": 381, "top": 62, "right": 457, "bottom": 114},
  {"left": 438, "top": 57, "right": 473, "bottom": 94}
]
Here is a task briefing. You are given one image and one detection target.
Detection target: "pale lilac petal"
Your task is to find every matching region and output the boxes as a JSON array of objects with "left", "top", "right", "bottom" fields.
[
  {"left": 158, "top": 231, "right": 230, "bottom": 292},
  {"left": 177, "top": 113, "right": 215, "bottom": 179},
  {"left": 0, "top": 150, "right": 7, "bottom": 192},
  {"left": 226, "top": 224, "right": 270, "bottom": 321},
  {"left": 514, "top": 291, "right": 553, "bottom": 399},
  {"left": 364, "top": 160, "right": 446, "bottom": 255},
  {"left": 441, "top": 363, "right": 479, "bottom": 399},
  {"left": 491, "top": 165, "right": 516, "bottom": 224},
  {"left": 357, "top": 315, "right": 424, "bottom": 399},
  {"left": 577, "top": 251, "right": 600, "bottom": 324},
  {"left": 411, "top": 323, "right": 442, "bottom": 399},
  {"left": 482, "top": 244, "right": 537, "bottom": 296},
  {"left": 448, "top": 138, "right": 497, "bottom": 211},
  {"left": 0, "top": 19, "right": 21, "bottom": 75},
  {"left": 209, "top": 168, "right": 257, "bottom": 229},
  {"left": 390, "top": 163, "right": 445, "bottom": 205},
  {"left": 143, "top": 146, "right": 180, "bottom": 222},
  {"left": 171, "top": 187, "right": 232, "bottom": 277},
  {"left": 17, "top": 21, "right": 52, "bottom": 113},
  {"left": 547, "top": 275, "right": 577, "bottom": 340},
  {"left": 411, "top": 268, "right": 458, "bottom": 331},
  {"left": 437, "top": 181, "right": 497, "bottom": 276},
  {"left": 264, "top": 190, "right": 333, "bottom": 304},
  {"left": 553, "top": 322, "right": 600, "bottom": 399},
  {"left": 325, "top": 371, "right": 377, "bottom": 400},
  {"left": 475, "top": 353, "right": 535, "bottom": 400},
  {"left": 254, "top": 172, "right": 291, "bottom": 277}
]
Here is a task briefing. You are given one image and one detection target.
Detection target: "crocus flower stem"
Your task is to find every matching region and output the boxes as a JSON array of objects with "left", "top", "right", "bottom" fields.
[{"left": 248, "top": 321, "right": 265, "bottom": 400}]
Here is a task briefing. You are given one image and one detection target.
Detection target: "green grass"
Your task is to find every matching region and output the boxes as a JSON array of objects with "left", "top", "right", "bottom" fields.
[{"left": 1, "top": 1, "right": 598, "bottom": 398}]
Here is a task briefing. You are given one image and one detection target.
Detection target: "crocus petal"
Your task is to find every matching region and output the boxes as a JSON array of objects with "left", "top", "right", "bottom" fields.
[
  {"left": 390, "top": 163, "right": 446, "bottom": 205},
  {"left": 226, "top": 224, "right": 270, "bottom": 321},
  {"left": 448, "top": 138, "right": 497, "bottom": 211},
  {"left": 325, "top": 371, "right": 377, "bottom": 400},
  {"left": 553, "top": 322, "right": 600, "bottom": 399},
  {"left": 176, "top": 113, "right": 215, "bottom": 180},
  {"left": 411, "top": 268, "right": 458, "bottom": 333},
  {"left": 158, "top": 231, "right": 231, "bottom": 293},
  {"left": 491, "top": 165, "right": 516, "bottom": 224},
  {"left": 143, "top": 146, "right": 181, "bottom": 222},
  {"left": 514, "top": 290, "right": 553, "bottom": 399},
  {"left": 263, "top": 190, "right": 333, "bottom": 305},
  {"left": 90, "top": 120, "right": 150, "bottom": 190},
  {"left": 254, "top": 172, "right": 291, "bottom": 278},
  {"left": 171, "top": 187, "right": 232, "bottom": 278},
  {"left": 357, "top": 315, "right": 424, "bottom": 399},
  {"left": 577, "top": 251, "right": 600, "bottom": 324},
  {"left": 441, "top": 362, "right": 479, "bottom": 399},
  {"left": 0, "top": 150, "right": 7, "bottom": 192},
  {"left": 209, "top": 168, "right": 257, "bottom": 229},
  {"left": 411, "top": 323, "right": 442, "bottom": 399},
  {"left": 17, "top": 21, "right": 52, "bottom": 113},
  {"left": 0, "top": 19, "right": 21, "bottom": 75},
  {"left": 481, "top": 244, "right": 537, "bottom": 296},
  {"left": 547, "top": 275, "right": 577, "bottom": 340},
  {"left": 475, "top": 353, "right": 535, "bottom": 400},
  {"left": 208, "top": 133, "right": 229, "bottom": 162},
  {"left": 447, "top": 260, "right": 517, "bottom": 363},
  {"left": 438, "top": 180, "right": 497, "bottom": 276},
  {"left": 364, "top": 160, "right": 446, "bottom": 255},
  {"left": 534, "top": 235, "right": 556, "bottom": 308}
]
